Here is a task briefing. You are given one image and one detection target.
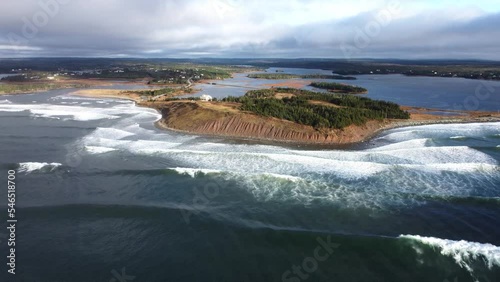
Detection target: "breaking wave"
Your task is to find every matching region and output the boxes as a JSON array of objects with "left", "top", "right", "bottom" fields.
[
  {"left": 0, "top": 101, "right": 160, "bottom": 122},
  {"left": 450, "top": 136, "right": 468, "bottom": 140},
  {"left": 18, "top": 162, "right": 62, "bottom": 173},
  {"left": 49, "top": 100, "right": 499, "bottom": 208},
  {"left": 170, "top": 167, "right": 223, "bottom": 178},
  {"left": 168, "top": 167, "right": 303, "bottom": 182},
  {"left": 400, "top": 235, "right": 500, "bottom": 280},
  {"left": 85, "top": 146, "right": 117, "bottom": 154}
]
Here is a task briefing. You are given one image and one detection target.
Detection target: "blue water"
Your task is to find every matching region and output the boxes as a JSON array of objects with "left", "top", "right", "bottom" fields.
[
  {"left": 189, "top": 68, "right": 500, "bottom": 112},
  {"left": 0, "top": 82, "right": 499, "bottom": 281},
  {"left": 0, "top": 73, "right": 17, "bottom": 80}
]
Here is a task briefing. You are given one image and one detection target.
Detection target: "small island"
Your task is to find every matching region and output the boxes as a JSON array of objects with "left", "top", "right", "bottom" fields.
[
  {"left": 309, "top": 82, "right": 368, "bottom": 94},
  {"left": 248, "top": 73, "right": 357, "bottom": 80}
]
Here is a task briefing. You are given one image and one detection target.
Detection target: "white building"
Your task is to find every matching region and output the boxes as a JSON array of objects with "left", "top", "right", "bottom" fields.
[{"left": 200, "top": 94, "right": 213, "bottom": 101}]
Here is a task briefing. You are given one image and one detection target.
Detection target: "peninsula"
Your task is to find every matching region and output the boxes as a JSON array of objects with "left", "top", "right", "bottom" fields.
[{"left": 72, "top": 86, "right": 500, "bottom": 145}]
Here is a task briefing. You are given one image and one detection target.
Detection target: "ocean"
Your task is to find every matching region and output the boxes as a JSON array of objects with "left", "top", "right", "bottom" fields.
[{"left": 0, "top": 79, "right": 499, "bottom": 282}]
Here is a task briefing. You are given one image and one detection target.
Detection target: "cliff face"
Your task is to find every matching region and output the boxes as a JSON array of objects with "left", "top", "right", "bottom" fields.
[{"left": 157, "top": 101, "right": 386, "bottom": 144}]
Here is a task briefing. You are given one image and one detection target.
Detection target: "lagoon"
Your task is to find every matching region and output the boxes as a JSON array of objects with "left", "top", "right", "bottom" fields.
[{"left": 187, "top": 68, "right": 500, "bottom": 111}]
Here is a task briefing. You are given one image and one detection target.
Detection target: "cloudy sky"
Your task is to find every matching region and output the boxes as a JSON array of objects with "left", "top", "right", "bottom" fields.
[{"left": 0, "top": 0, "right": 499, "bottom": 59}]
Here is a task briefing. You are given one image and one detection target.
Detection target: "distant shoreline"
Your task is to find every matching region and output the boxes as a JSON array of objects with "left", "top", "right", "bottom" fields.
[{"left": 0, "top": 78, "right": 145, "bottom": 95}]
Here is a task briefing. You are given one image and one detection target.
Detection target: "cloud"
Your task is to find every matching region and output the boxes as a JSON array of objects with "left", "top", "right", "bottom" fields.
[{"left": 0, "top": 0, "right": 498, "bottom": 59}]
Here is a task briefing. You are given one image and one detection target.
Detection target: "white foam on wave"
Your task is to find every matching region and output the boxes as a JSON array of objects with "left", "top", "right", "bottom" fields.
[
  {"left": 0, "top": 104, "right": 120, "bottom": 121},
  {"left": 402, "top": 163, "right": 499, "bottom": 173},
  {"left": 120, "top": 123, "right": 157, "bottom": 135},
  {"left": 18, "top": 162, "right": 62, "bottom": 173},
  {"left": 263, "top": 173, "right": 302, "bottom": 182},
  {"left": 265, "top": 153, "right": 388, "bottom": 178},
  {"left": 153, "top": 148, "right": 388, "bottom": 180},
  {"left": 61, "top": 101, "right": 498, "bottom": 208},
  {"left": 81, "top": 131, "right": 185, "bottom": 155},
  {"left": 82, "top": 137, "right": 132, "bottom": 148},
  {"left": 52, "top": 94, "right": 127, "bottom": 103},
  {"left": 369, "top": 138, "right": 430, "bottom": 152},
  {"left": 85, "top": 146, "right": 117, "bottom": 154},
  {"left": 182, "top": 142, "right": 289, "bottom": 155},
  {"left": 382, "top": 122, "right": 500, "bottom": 142},
  {"left": 127, "top": 140, "right": 184, "bottom": 153},
  {"left": 171, "top": 167, "right": 222, "bottom": 178},
  {"left": 0, "top": 99, "right": 12, "bottom": 104},
  {"left": 166, "top": 166, "right": 379, "bottom": 207},
  {"left": 0, "top": 103, "right": 26, "bottom": 112},
  {"left": 148, "top": 142, "right": 499, "bottom": 206},
  {"left": 119, "top": 139, "right": 497, "bottom": 182},
  {"left": 0, "top": 100, "right": 161, "bottom": 122},
  {"left": 170, "top": 167, "right": 304, "bottom": 185},
  {"left": 450, "top": 136, "right": 467, "bottom": 140},
  {"left": 233, "top": 174, "right": 344, "bottom": 205},
  {"left": 90, "top": 127, "right": 135, "bottom": 139},
  {"left": 0, "top": 108, "right": 26, "bottom": 112},
  {"left": 374, "top": 146, "right": 496, "bottom": 165},
  {"left": 31, "top": 107, "right": 118, "bottom": 121},
  {"left": 400, "top": 235, "right": 500, "bottom": 275}
]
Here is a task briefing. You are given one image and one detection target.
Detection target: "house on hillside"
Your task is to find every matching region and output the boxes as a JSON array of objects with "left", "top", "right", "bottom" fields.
[{"left": 200, "top": 94, "right": 213, "bottom": 101}]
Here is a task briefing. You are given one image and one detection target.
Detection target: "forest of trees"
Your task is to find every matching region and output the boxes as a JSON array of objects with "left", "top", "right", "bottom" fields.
[
  {"left": 222, "top": 88, "right": 409, "bottom": 129},
  {"left": 248, "top": 73, "right": 300, "bottom": 79},
  {"left": 247, "top": 73, "right": 356, "bottom": 80},
  {"left": 132, "top": 87, "right": 176, "bottom": 96},
  {"left": 301, "top": 74, "right": 356, "bottom": 80},
  {"left": 309, "top": 82, "right": 367, "bottom": 93},
  {"left": 0, "top": 83, "right": 88, "bottom": 94}
]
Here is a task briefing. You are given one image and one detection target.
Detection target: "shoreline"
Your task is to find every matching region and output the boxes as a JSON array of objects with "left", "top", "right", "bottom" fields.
[
  {"left": 70, "top": 88, "right": 500, "bottom": 147},
  {"left": 149, "top": 100, "right": 500, "bottom": 146},
  {"left": 44, "top": 83, "right": 500, "bottom": 147},
  {"left": 154, "top": 112, "right": 500, "bottom": 147},
  {"left": 0, "top": 78, "right": 147, "bottom": 96}
]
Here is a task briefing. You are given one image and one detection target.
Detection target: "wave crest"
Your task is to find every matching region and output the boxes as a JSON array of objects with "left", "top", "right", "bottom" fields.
[
  {"left": 18, "top": 162, "right": 62, "bottom": 173},
  {"left": 400, "top": 234, "right": 500, "bottom": 279}
]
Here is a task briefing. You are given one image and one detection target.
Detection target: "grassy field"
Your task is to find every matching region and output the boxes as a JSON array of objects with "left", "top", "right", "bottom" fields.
[{"left": 0, "top": 83, "right": 89, "bottom": 94}]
